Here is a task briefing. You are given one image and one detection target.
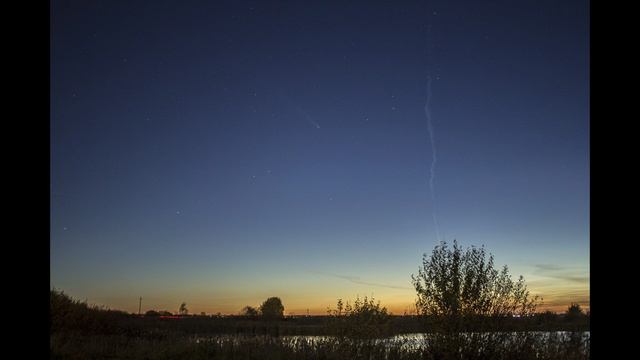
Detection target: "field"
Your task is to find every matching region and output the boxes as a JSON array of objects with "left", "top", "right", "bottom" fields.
[{"left": 50, "top": 290, "right": 589, "bottom": 359}]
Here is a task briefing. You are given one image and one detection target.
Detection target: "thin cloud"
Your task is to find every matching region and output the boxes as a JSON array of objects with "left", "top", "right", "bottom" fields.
[
  {"left": 536, "top": 289, "right": 590, "bottom": 307},
  {"left": 532, "top": 264, "right": 589, "bottom": 284},
  {"left": 533, "top": 264, "right": 565, "bottom": 271},
  {"left": 309, "top": 271, "right": 412, "bottom": 290}
]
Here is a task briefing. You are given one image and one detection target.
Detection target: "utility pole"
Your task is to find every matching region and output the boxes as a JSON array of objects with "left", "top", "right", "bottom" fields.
[{"left": 138, "top": 297, "right": 142, "bottom": 316}]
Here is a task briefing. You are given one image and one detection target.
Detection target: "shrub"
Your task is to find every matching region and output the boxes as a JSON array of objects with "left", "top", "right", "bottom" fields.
[
  {"left": 327, "top": 296, "right": 391, "bottom": 339},
  {"left": 411, "top": 240, "right": 539, "bottom": 333}
]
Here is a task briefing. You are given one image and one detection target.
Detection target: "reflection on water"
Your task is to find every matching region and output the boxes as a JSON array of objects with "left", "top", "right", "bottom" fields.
[{"left": 195, "top": 331, "right": 590, "bottom": 350}]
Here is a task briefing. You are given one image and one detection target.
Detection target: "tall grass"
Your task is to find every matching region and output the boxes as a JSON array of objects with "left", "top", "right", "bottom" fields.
[{"left": 51, "top": 332, "right": 589, "bottom": 360}]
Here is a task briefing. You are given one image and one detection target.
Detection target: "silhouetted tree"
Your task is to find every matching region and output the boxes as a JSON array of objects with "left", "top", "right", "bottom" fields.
[
  {"left": 411, "top": 240, "right": 539, "bottom": 332},
  {"left": 565, "top": 303, "right": 585, "bottom": 322},
  {"left": 179, "top": 302, "right": 188, "bottom": 315},
  {"left": 327, "top": 296, "right": 391, "bottom": 338},
  {"left": 240, "top": 305, "right": 259, "bottom": 316},
  {"left": 259, "top": 297, "right": 284, "bottom": 320},
  {"left": 50, "top": 290, "right": 130, "bottom": 335}
]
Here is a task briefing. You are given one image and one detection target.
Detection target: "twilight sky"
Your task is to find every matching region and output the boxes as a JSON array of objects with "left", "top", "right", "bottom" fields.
[{"left": 51, "top": 0, "right": 589, "bottom": 315}]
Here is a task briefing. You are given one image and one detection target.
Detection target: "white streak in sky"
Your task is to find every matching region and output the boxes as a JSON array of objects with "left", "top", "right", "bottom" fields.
[
  {"left": 425, "top": 76, "right": 441, "bottom": 241},
  {"left": 276, "top": 89, "right": 320, "bottom": 129},
  {"left": 298, "top": 108, "right": 321, "bottom": 129}
]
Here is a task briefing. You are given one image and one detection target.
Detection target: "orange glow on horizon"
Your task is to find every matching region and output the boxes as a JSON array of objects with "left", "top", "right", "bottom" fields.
[{"left": 85, "top": 295, "right": 589, "bottom": 316}]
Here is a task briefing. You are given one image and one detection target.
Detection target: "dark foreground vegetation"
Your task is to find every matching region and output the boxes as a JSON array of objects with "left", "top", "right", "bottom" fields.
[{"left": 51, "top": 241, "right": 589, "bottom": 359}]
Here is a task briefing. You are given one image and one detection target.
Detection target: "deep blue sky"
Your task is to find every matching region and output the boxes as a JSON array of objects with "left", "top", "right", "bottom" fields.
[{"left": 51, "top": 0, "right": 589, "bottom": 314}]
